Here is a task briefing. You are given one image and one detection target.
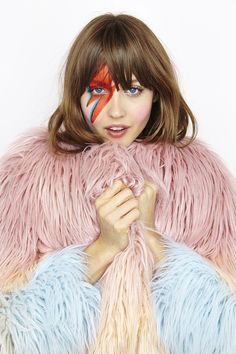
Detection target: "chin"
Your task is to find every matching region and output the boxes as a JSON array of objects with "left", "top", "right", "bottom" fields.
[{"left": 100, "top": 132, "right": 136, "bottom": 147}]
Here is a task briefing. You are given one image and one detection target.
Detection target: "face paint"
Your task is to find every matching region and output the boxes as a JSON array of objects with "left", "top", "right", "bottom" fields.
[{"left": 86, "top": 65, "right": 116, "bottom": 124}]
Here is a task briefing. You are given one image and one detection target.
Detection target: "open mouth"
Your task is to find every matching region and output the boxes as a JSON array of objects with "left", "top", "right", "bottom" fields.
[{"left": 105, "top": 127, "right": 129, "bottom": 138}]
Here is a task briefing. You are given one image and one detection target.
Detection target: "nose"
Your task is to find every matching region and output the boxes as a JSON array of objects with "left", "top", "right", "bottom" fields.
[{"left": 107, "top": 89, "right": 126, "bottom": 119}]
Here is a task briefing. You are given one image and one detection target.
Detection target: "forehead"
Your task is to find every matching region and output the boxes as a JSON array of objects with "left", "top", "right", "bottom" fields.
[{"left": 89, "top": 64, "right": 139, "bottom": 86}]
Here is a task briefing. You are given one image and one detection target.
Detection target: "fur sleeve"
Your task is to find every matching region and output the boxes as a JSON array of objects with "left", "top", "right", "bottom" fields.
[
  {"left": 150, "top": 138, "right": 236, "bottom": 278},
  {"left": 151, "top": 240, "right": 236, "bottom": 354},
  {"left": 0, "top": 245, "right": 101, "bottom": 354},
  {"left": 0, "top": 127, "right": 52, "bottom": 287}
]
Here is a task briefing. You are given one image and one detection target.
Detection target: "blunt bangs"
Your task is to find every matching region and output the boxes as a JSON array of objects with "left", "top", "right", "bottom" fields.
[{"left": 78, "top": 17, "right": 157, "bottom": 94}]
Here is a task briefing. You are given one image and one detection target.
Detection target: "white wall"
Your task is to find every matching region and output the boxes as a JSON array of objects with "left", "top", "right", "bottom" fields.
[{"left": 1, "top": 0, "right": 235, "bottom": 175}]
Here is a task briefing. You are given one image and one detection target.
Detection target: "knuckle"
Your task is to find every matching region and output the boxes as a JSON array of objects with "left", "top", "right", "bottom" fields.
[
  {"left": 146, "top": 186, "right": 155, "bottom": 196},
  {"left": 146, "top": 184, "right": 153, "bottom": 192},
  {"left": 125, "top": 188, "right": 133, "bottom": 197},
  {"left": 116, "top": 179, "right": 124, "bottom": 187},
  {"left": 149, "top": 182, "right": 157, "bottom": 192}
]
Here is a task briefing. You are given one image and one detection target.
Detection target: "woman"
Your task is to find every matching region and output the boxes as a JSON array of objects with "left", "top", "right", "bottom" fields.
[{"left": 1, "top": 13, "right": 236, "bottom": 354}]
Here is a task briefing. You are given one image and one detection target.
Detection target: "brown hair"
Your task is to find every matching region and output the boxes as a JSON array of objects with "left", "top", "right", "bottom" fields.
[{"left": 48, "top": 13, "right": 197, "bottom": 155}]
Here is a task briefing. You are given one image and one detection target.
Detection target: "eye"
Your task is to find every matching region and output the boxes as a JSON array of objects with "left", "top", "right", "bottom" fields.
[
  {"left": 93, "top": 87, "right": 106, "bottom": 94},
  {"left": 126, "top": 86, "right": 144, "bottom": 96},
  {"left": 86, "top": 86, "right": 106, "bottom": 95}
]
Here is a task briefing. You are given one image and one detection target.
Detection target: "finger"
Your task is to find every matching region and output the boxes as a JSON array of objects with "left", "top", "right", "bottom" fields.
[
  {"left": 111, "top": 198, "right": 139, "bottom": 222},
  {"left": 101, "top": 188, "right": 134, "bottom": 215},
  {"left": 96, "top": 180, "right": 125, "bottom": 208},
  {"left": 118, "top": 208, "right": 140, "bottom": 229},
  {"left": 145, "top": 180, "right": 158, "bottom": 193}
]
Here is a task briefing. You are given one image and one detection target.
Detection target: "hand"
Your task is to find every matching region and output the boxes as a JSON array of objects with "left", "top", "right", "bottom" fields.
[
  {"left": 137, "top": 180, "right": 158, "bottom": 230},
  {"left": 95, "top": 180, "right": 140, "bottom": 252},
  {"left": 137, "top": 180, "right": 164, "bottom": 263}
]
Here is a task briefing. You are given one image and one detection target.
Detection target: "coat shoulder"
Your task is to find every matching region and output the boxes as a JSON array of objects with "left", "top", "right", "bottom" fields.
[
  {"left": 161, "top": 137, "right": 235, "bottom": 181},
  {"left": 0, "top": 126, "right": 52, "bottom": 171},
  {"left": 0, "top": 126, "right": 77, "bottom": 177}
]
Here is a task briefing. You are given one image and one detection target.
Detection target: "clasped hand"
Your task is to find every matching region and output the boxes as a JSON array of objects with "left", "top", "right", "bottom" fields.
[
  {"left": 95, "top": 179, "right": 161, "bottom": 259},
  {"left": 137, "top": 180, "right": 157, "bottom": 231}
]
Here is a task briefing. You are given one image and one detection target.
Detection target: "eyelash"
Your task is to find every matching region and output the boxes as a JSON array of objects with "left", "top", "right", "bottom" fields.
[{"left": 87, "top": 86, "right": 144, "bottom": 97}]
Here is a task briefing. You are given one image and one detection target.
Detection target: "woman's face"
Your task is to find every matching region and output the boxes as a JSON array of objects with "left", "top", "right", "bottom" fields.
[{"left": 80, "top": 65, "right": 154, "bottom": 147}]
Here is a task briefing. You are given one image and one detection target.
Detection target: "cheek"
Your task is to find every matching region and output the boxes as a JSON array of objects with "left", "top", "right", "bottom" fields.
[
  {"left": 80, "top": 90, "right": 114, "bottom": 125},
  {"left": 133, "top": 104, "right": 152, "bottom": 124}
]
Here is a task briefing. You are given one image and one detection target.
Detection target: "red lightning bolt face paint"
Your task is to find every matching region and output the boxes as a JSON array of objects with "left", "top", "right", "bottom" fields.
[
  {"left": 86, "top": 65, "right": 116, "bottom": 124},
  {"left": 80, "top": 67, "right": 154, "bottom": 147}
]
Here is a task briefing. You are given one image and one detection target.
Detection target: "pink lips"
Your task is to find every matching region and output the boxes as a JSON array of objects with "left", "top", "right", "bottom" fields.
[
  {"left": 105, "top": 127, "right": 129, "bottom": 138},
  {"left": 105, "top": 125, "right": 129, "bottom": 129}
]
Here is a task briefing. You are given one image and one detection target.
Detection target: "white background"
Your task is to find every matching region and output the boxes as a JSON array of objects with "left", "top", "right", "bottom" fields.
[{"left": 0, "top": 0, "right": 235, "bottom": 175}]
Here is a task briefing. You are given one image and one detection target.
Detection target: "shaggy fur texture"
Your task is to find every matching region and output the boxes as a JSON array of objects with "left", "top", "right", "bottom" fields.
[
  {"left": 1, "top": 126, "right": 236, "bottom": 353},
  {"left": 152, "top": 239, "right": 236, "bottom": 354},
  {"left": 0, "top": 245, "right": 101, "bottom": 354},
  {"left": 1, "top": 238, "right": 236, "bottom": 353}
]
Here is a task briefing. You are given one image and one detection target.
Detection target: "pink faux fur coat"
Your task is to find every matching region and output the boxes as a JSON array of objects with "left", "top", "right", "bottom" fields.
[{"left": 0, "top": 126, "right": 236, "bottom": 353}]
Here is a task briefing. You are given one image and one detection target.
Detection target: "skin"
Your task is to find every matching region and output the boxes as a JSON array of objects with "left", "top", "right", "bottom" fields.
[
  {"left": 85, "top": 179, "right": 163, "bottom": 283},
  {"left": 82, "top": 65, "right": 163, "bottom": 278},
  {"left": 80, "top": 64, "right": 155, "bottom": 148}
]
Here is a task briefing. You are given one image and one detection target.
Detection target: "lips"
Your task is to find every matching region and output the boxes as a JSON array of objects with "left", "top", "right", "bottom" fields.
[
  {"left": 105, "top": 125, "right": 130, "bottom": 130},
  {"left": 105, "top": 127, "right": 129, "bottom": 138},
  {"left": 106, "top": 128, "right": 126, "bottom": 131}
]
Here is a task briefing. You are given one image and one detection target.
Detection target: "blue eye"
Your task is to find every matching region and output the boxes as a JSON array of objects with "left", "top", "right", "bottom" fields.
[
  {"left": 86, "top": 85, "right": 144, "bottom": 96},
  {"left": 93, "top": 87, "right": 105, "bottom": 94},
  {"left": 127, "top": 86, "right": 144, "bottom": 96},
  {"left": 86, "top": 86, "right": 106, "bottom": 95}
]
